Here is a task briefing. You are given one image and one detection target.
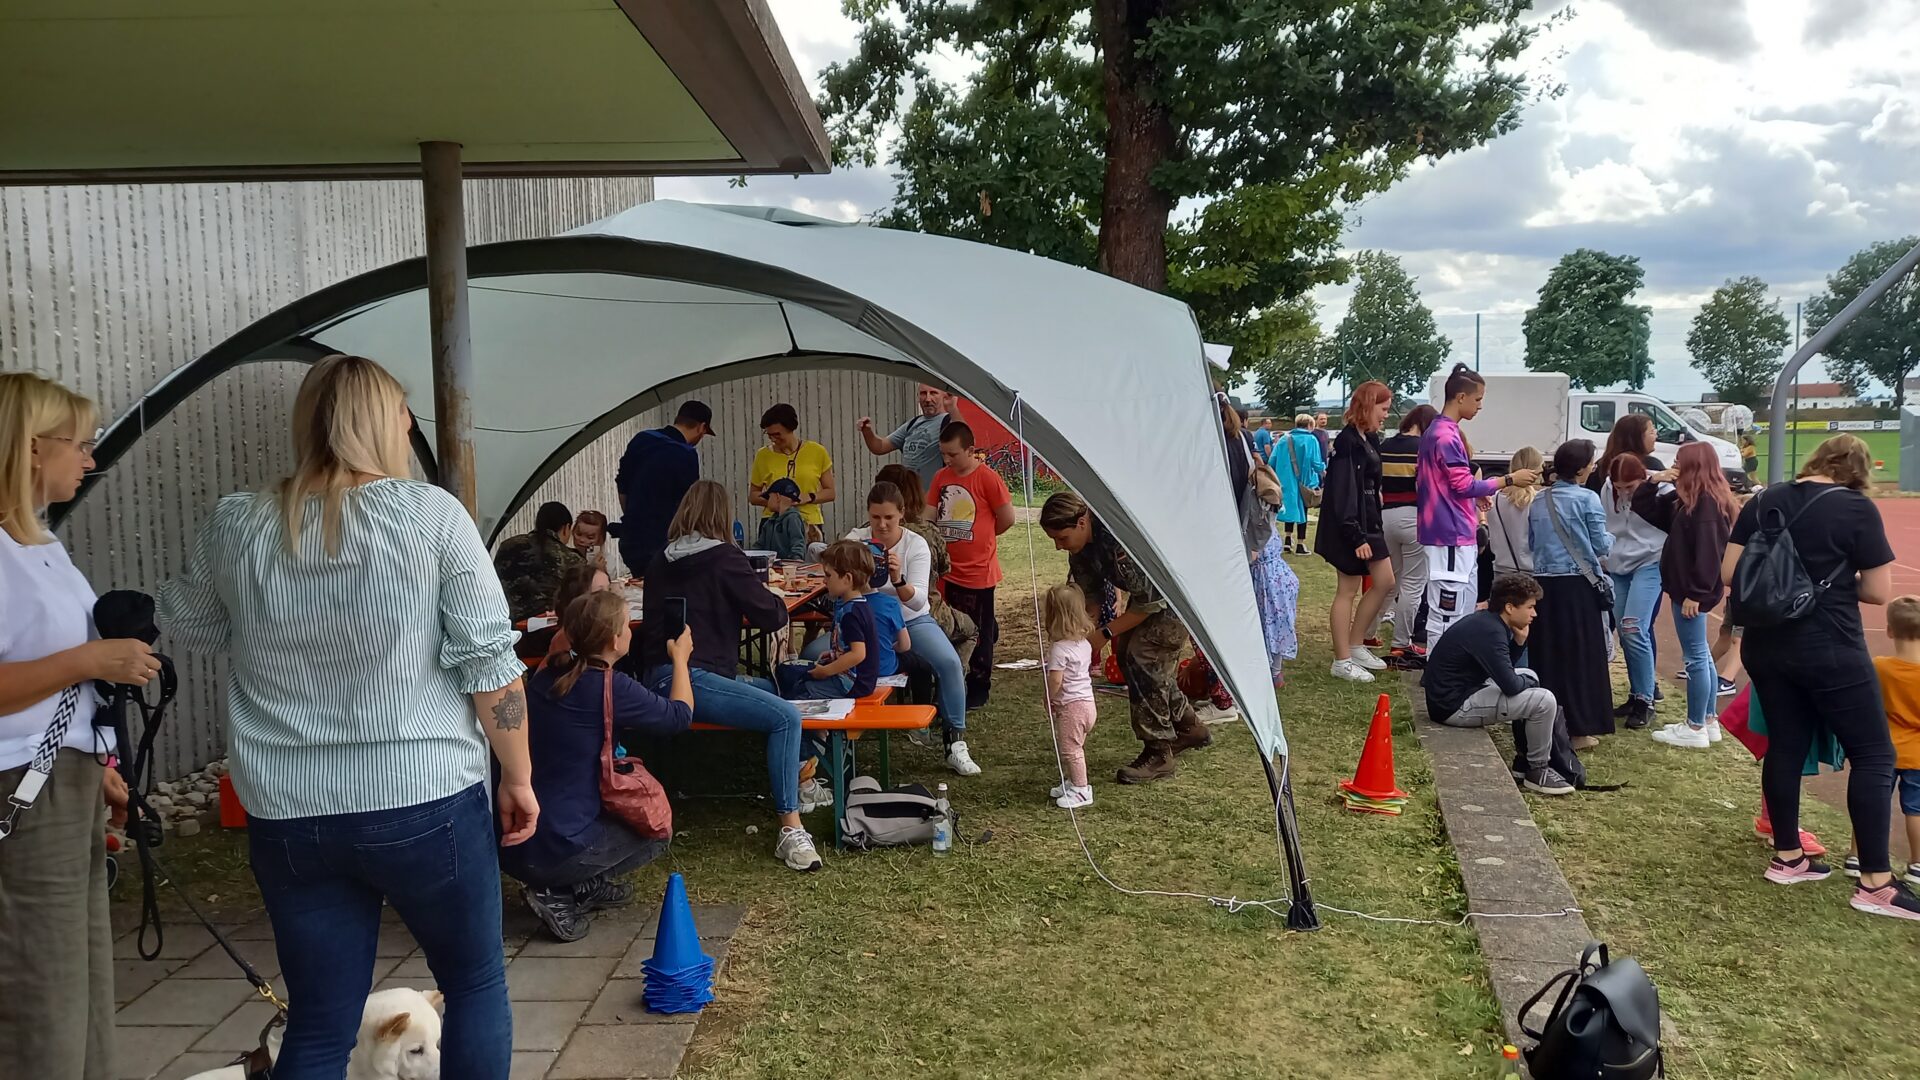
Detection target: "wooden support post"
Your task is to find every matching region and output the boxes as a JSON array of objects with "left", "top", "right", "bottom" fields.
[{"left": 421, "top": 140, "right": 477, "bottom": 517}]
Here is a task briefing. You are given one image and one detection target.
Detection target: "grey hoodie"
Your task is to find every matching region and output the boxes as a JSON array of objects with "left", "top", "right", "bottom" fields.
[{"left": 1601, "top": 479, "right": 1667, "bottom": 575}]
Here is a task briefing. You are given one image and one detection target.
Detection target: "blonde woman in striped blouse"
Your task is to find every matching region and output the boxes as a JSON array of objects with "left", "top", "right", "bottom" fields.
[{"left": 160, "top": 355, "right": 534, "bottom": 1080}]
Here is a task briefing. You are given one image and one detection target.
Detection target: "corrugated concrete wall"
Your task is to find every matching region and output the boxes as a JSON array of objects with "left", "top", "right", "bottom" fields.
[{"left": 3, "top": 178, "right": 912, "bottom": 778}]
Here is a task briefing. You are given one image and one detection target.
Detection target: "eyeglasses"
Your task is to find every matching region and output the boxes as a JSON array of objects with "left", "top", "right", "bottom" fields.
[{"left": 36, "top": 429, "right": 102, "bottom": 455}]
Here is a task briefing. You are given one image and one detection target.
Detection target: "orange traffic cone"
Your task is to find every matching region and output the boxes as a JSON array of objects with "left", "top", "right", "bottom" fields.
[{"left": 1339, "top": 693, "right": 1409, "bottom": 802}]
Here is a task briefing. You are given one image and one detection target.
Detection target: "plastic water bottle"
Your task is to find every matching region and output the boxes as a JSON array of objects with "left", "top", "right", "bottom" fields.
[
  {"left": 1500, "top": 1045, "right": 1522, "bottom": 1079},
  {"left": 931, "top": 783, "right": 952, "bottom": 854}
]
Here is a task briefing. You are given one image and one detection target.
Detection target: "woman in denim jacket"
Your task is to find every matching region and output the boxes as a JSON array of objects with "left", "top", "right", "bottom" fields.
[{"left": 1527, "top": 439, "right": 1615, "bottom": 747}]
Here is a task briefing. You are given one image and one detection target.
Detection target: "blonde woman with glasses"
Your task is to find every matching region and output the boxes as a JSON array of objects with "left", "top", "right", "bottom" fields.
[
  {"left": 160, "top": 355, "right": 535, "bottom": 1079},
  {"left": 2, "top": 373, "right": 159, "bottom": 1080}
]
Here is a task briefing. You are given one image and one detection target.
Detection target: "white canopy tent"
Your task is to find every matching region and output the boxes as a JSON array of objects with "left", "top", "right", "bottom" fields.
[{"left": 64, "top": 201, "right": 1316, "bottom": 924}]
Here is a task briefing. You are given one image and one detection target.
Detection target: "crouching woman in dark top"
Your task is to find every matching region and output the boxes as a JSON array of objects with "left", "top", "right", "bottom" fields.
[
  {"left": 1421, "top": 572, "right": 1575, "bottom": 796},
  {"left": 503, "top": 591, "right": 694, "bottom": 941}
]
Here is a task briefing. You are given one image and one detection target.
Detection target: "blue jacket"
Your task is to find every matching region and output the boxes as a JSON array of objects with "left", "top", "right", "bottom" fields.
[
  {"left": 615, "top": 426, "right": 699, "bottom": 573},
  {"left": 1527, "top": 481, "right": 1612, "bottom": 578},
  {"left": 1268, "top": 428, "right": 1324, "bottom": 525}
]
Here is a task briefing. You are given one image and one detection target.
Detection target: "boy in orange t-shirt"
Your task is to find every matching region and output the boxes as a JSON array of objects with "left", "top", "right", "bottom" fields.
[
  {"left": 1868, "top": 595, "right": 1920, "bottom": 885},
  {"left": 930, "top": 420, "right": 1015, "bottom": 709}
]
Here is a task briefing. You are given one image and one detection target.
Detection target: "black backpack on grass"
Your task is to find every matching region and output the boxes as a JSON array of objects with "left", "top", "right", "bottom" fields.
[
  {"left": 1521, "top": 941, "right": 1663, "bottom": 1079},
  {"left": 1727, "top": 484, "right": 1845, "bottom": 629}
]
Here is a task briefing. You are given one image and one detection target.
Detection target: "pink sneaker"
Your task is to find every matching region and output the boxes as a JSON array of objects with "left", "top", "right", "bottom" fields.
[
  {"left": 1765, "top": 855, "right": 1833, "bottom": 885},
  {"left": 1850, "top": 879, "right": 1920, "bottom": 921}
]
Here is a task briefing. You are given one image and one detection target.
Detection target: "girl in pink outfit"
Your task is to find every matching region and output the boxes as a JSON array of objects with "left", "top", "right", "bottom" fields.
[
  {"left": 1416, "top": 364, "right": 1541, "bottom": 645},
  {"left": 1043, "top": 583, "right": 1099, "bottom": 809}
]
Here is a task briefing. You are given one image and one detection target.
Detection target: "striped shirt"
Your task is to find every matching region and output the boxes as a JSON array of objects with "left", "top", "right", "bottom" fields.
[
  {"left": 158, "top": 479, "right": 524, "bottom": 820},
  {"left": 1377, "top": 432, "right": 1420, "bottom": 509}
]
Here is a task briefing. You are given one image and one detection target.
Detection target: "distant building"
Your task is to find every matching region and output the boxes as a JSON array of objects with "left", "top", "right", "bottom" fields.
[{"left": 1788, "top": 382, "right": 1859, "bottom": 409}]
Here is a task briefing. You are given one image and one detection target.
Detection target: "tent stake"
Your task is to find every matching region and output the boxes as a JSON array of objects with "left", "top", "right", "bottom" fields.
[
  {"left": 421, "top": 140, "right": 477, "bottom": 517},
  {"left": 1261, "top": 753, "right": 1320, "bottom": 930}
]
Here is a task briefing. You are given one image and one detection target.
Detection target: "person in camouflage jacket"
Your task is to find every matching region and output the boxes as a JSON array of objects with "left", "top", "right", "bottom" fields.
[{"left": 494, "top": 501, "right": 585, "bottom": 623}]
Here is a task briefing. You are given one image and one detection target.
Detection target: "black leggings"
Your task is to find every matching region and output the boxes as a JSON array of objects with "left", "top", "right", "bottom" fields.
[{"left": 1744, "top": 634, "right": 1897, "bottom": 873}]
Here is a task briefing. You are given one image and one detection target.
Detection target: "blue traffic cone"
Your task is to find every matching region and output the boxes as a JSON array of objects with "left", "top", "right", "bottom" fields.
[{"left": 648, "top": 873, "right": 711, "bottom": 975}]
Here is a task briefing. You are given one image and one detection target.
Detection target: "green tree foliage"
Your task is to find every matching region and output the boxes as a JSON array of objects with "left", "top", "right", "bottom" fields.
[
  {"left": 1685, "top": 276, "right": 1791, "bottom": 407},
  {"left": 1247, "top": 297, "right": 1331, "bottom": 416},
  {"left": 1330, "top": 251, "right": 1451, "bottom": 398},
  {"left": 1522, "top": 249, "right": 1653, "bottom": 390},
  {"left": 1807, "top": 237, "right": 1920, "bottom": 409},
  {"left": 819, "top": 0, "right": 1550, "bottom": 359}
]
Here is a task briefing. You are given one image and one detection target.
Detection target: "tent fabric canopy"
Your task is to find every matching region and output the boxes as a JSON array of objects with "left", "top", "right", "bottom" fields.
[{"left": 73, "top": 200, "right": 1285, "bottom": 760}]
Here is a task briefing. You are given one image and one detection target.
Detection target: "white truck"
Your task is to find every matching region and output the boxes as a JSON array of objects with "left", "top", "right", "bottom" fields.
[{"left": 1427, "top": 371, "right": 1750, "bottom": 491}]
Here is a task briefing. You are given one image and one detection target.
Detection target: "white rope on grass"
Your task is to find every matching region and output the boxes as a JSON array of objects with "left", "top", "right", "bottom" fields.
[{"left": 1006, "top": 392, "right": 1580, "bottom": 931}]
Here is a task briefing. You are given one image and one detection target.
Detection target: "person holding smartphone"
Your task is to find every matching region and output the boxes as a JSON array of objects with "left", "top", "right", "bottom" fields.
[{"left": 639, "top": 481, "right": 820, "bottom": 872}]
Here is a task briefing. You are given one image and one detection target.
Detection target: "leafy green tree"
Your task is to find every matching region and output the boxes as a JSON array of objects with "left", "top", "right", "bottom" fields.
[
  {"left": 1685, "top": 276, "right": 1791, "bottom": 407},
  {"left": 1330, "top": 251, "right": 1451, "bottom": 398},
  {"left": 1807, "top": 237, "right": 1920, "bottom": 409},
  {"left": 1522, "top": 249, "right": 1653, "bottom": 390},
  {"left": 819, "top": 0, "right": 1551, "bottom": 354},
  {"left": 1248, "top": 297, "right": 1331, "bottom": 417}
]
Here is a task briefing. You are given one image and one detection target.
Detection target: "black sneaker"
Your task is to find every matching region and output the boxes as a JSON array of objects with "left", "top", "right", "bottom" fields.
[
  {"left": 1624, "top": 698, "right": 1653, "bottom": 730},
  {"left": 525, "top": 886, "right": 592, "bottom": 942},
  {"left": 1654, "top": 686, "right": 1666, "bottom": 703},
  {"left": 1843, "top": 855, "right": 1862, "bottom": 879},
  {"left": 1523, "top": 767, "right": 1576, "bottom": 796},
  {"left": 1613, "top": 699, "right": 1633, "bottom": 719},
  {"left": 573, "top": 873, "right": 636, "bottom": 912},
  {"left": 1716, "top": 676, "right": 1738, "bottom": 696}
]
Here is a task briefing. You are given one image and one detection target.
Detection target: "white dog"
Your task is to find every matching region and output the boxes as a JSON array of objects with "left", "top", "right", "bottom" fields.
[{"left": 186, "top": 986, "right": 443, "bottom": 1080}]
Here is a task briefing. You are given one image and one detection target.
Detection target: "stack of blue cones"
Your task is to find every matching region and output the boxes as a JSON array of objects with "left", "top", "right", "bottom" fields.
[{"left": 642, "top": 873, "right": 715, "bottom": 1014}]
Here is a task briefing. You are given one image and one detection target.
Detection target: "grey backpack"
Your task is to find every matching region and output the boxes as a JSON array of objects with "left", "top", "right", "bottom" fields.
[{"left": 839, "top": 777, "right": 950, "bottom": 848}]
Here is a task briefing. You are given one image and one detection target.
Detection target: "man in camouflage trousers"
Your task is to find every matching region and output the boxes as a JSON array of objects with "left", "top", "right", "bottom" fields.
[
  {"left": 494, "top": 501, "right": 585, "bottom": 623},
  {"left": 1060, "top": 502, "right": 1211, "bottom": 784}
]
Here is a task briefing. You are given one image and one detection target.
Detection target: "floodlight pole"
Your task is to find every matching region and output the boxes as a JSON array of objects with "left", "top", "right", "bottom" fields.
[
  {"left": 1767, "top": 238, "right": 1920, "bottom": 485},
  {"left": 422, "top": 140, "right": 478, "bottom": 517}
]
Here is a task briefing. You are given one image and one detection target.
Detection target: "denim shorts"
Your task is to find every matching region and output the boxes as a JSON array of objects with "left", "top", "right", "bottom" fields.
[{"left": 1899, "top": 769, "right": 1920, "bottom": 817}]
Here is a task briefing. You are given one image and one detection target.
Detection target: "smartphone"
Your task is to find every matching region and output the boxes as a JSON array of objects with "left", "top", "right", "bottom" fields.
[
  {"left": 657, "top": 596, "right": 688, "bottom": 644},
  {"left": 867, "top": 540, "right": 891, "bottom": 588}
]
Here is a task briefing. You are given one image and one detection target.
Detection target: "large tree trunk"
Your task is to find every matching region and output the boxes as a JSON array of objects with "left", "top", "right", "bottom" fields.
[{"left": 1092, "top": 0, "right": 1176, "bottom": 292}]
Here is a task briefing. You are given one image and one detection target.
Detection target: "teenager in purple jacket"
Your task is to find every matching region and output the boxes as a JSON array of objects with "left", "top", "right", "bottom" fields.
[{"left": 1416, "top": 364, "right": 1539, "bottom": 647}]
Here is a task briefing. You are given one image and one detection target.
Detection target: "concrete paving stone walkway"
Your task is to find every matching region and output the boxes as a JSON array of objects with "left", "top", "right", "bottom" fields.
[{"left": 112, "top": 899, "right": 743, "bottom": 1080}]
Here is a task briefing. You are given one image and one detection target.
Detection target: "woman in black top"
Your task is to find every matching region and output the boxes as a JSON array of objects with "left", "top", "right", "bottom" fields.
[
  {"left": 1723, "top": 435, "right": 1916, "bottom": 918},
  {"left": 1317, "top": 382, "right": 1394, "bottom": 682}
]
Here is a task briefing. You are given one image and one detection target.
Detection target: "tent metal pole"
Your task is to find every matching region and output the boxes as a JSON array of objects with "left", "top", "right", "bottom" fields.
[
  {"left": 1767, "top": 239, "right": 1920, "bottom": 485},
  {"left": 421, "top": 140, "right": 478, "bottom": 516}
]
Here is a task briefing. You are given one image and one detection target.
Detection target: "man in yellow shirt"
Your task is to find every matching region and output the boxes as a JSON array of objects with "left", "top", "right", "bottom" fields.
[{"left": 750, "top": 403, "right": 836, "bottom": 544}]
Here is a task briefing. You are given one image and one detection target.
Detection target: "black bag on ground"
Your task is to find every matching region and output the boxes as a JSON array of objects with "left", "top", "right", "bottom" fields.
[
  {"left": 1521, "top": 941, "right": 1663, "bottom": 1079},
  {"left": 1727, "top": 484, "right": 1844, "bottom": 628},
  {"left": 1510, "top": 704, "right": 1587, "bottom": 791}
]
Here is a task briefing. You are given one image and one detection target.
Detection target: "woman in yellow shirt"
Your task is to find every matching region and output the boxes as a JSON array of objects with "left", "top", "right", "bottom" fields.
[{"left": 750, "top": 403, "right": 836, "bottom": 544}]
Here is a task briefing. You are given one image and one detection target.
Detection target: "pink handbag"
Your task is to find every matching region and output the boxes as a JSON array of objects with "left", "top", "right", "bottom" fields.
[{"left": 599, "top": 670, "right": 672, "bottom": 839}]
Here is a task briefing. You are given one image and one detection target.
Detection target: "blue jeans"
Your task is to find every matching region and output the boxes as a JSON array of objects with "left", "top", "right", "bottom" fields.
[
  {"left": 649, "top": 666, "right": 801, "bottom": 814},
  {"left": 805, "top": 616, "right": 967, "bottom": 733},
  {"left": 1609, "top": 564, "right": 1661, "bottom": 702},
  {"left": 775, "top": 661, "right": 854, "bottom": 701},
  {"left": 1672, "top": 602, "right": 1716, "bottom": 728},
  {"left": 247, "top": 784, "right": 511, "bottom": 1080}
]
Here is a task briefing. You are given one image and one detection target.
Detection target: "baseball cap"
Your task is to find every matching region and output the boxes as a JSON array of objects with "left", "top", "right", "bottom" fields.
[
  {"left": 674, "top": 400, "right": 716, "bottom": 435},
  {"left": 766, "top": 477, "right": 802, "bottom": 502}
]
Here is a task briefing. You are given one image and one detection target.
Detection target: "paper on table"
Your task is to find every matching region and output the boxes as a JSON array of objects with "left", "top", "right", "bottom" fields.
[{"left": 794, "top": 699, "right": 856, "bottom": 720}]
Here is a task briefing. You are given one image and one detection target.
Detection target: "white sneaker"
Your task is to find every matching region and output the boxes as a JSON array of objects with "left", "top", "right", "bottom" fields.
[
  {"left": 1651, "top": 724, "right": 1711, "bottom": 749},
  {"left": 1706, "top": 718, "right": 1724, "bottom": 744},
  {"left": 946, "top": 740, "right": 982, "bottom": 776},
  {"left": 1330, "top": 658, "right": 1376, "bottom": 683},
  {"left": 1048, "top": 781, "right": 1068, "bottom": 799},
  {"left": 775, "top": 826, "right": 822, "bottom": 871},
  {"left": 797, "top": 778, "right": 833, "bottom": 814},
  {"left": 1348, "top": 647, "right": 1387, "bottom": 671},
  {"left": 1055, "top": 785, "right": 1094, "bottom": 809},
  {"left": 1193, "top": 701, "right": 1240, "bottom": 726}
]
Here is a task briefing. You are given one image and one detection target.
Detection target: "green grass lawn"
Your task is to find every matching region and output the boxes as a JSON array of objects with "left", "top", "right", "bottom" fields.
[
  {"left": 125, "top": 524, "right": 1919, "bottom": 1077},
  {"left": 1753, "top": 428, "right": 1900, "bottom": 485}
]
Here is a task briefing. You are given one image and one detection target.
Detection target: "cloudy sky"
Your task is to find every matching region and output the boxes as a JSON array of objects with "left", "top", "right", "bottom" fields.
[{"left": 660, "top": 0, "right": 1920, "bottom": 399}]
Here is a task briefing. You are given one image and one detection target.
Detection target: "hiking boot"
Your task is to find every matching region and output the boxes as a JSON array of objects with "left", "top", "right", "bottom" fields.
[
  {"left": 1171, "top": 715, "right": 1214, "bottom": 754},
  {"left": 1850, "top": 878, "right": 1920, "bottom": 922},
  {"left": 1523, "top": 767, "right": 1576, "bottom": 796},
  {"left": 573, "top": 874, "right": 635, "bottom": 913},
  {"left": 1116, "top": 742, "right": 1178, "bottom": 784},
  {"left": 525, "top": 886, "right": 592, "bottom": 943}
]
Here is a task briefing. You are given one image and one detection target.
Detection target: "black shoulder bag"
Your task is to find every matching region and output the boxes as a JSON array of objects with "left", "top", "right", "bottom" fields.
[{"left": 1521, "top": 941, "right": 1664, "bottom": 1079}]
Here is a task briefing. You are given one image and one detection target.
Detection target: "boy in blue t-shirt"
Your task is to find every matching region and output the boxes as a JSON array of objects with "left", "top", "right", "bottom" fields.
[{"left": 776, "top": 540, "right": 909, "bottom": 701}]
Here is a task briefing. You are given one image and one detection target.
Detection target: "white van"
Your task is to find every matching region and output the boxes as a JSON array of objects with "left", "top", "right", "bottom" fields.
[{"left": 1427, "top": 372, "right": 1750, "bottom": 491}]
